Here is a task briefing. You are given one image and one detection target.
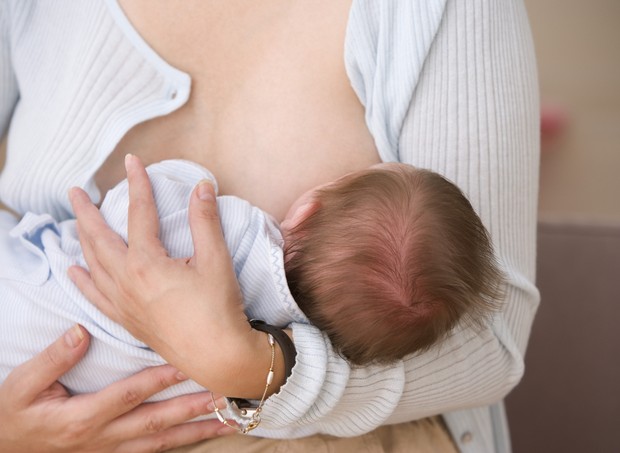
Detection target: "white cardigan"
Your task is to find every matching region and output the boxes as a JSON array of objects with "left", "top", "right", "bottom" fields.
[{"left": 0, "top": 1, "right": 540, "bottom": 451}]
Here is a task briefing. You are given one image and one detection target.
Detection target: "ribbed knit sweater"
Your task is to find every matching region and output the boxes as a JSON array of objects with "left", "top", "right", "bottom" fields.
[{"left": 0, "top": 1, "right": 540, "bottom": 452}]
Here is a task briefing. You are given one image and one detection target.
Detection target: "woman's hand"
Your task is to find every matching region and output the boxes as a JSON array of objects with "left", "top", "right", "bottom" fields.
[
  {"left": 68, "top": 155, "right": 279, "bottom": 397},
  {"left": 0, "top": 325, "right": 234, "bottom": 453}
]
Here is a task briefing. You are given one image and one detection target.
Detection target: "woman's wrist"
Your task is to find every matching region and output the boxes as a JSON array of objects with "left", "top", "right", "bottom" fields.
[
  {"left": 249, "top": 320, "right": 296, "bottom": 381},
  {"left": 162, "top": 320, "right": 291, "bottom": 399},
  {"left": 210, "top": 324, "right": 297, "bottom": 434},
  {"left": 225, "top": 326, "right": 291, "bottom": 399}
]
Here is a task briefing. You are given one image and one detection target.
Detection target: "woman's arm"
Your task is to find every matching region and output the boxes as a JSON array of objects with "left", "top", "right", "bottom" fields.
[
  {"left": 270, "top": 0, "right": 538, "bottom": 432},
  {"left": 0, "top": 325, "right": 234, "bottom": 453},
  {"left": 69, "top": 155, "right": 288, "bottom": 399},
  {"left": 252, "top": 0, "right": 540, "bottom": 436}
]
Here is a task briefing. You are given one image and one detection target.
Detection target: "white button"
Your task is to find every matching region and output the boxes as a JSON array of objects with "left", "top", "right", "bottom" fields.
[{"left": 460, "top": 431, "right": 473, "bottom": 443}]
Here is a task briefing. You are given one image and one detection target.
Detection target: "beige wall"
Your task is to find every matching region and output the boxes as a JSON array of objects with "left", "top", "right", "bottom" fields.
[{"left": 526, "top": 0, "right": 620, "bottom": 224}]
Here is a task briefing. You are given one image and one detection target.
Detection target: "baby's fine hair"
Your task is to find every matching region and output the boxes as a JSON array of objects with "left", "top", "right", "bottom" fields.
[{"left": 285, "top": 164, "right": 504, "bottom": 365}]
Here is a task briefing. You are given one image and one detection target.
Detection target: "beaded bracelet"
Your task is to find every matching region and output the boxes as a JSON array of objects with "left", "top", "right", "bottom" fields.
[{"left": 211, "top": 332, "right": 275, "bottom": 434}]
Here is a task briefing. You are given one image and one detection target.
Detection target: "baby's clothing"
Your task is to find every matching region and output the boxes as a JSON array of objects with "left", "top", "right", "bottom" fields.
[{"left": 0, "top": 160, "right": 307, "bottom": 400}]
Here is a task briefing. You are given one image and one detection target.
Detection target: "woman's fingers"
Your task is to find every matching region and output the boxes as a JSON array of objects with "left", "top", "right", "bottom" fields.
[
  {"left": 106, "top": 392, "right": 228, "bottom": 441},
  {"left": 187, "top": 180, "right": 228, "bottom": 271},
  {"left": 4, "top": 325, "right": 90, "bottom": 404},
  {"left": 1, "top": 345, "right": 232, "bottom": 453},
  {"left": 113, "top": 392, "right": 237, "bottom": 452},
  {"left": 67, "top": 178, "right": 124, "bottom": 320},
  {"left": 125, "top": 154, "right": 164, "bottom": 252},
  {"left": 83, "top": 365, "right": 190, "bottom": 422},
  {"left": 69, "top": 187, "right": 128, "bottom": 272},
  {"left": 88, "top": 370, "right": 234, "bottom": 450},
  {"left": 70, "top": 184, "right": 143, "bottom": 316},
  {"left": 67, "top": 265, "right": 120, "bottom": 321},
  {"left": 117, "top": 420, "right": 235, "bottom": 453}
]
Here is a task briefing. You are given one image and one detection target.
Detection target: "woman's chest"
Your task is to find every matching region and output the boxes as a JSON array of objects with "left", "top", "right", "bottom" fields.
[
  {"left": 97, "top": 0, "right": 380, "bottom": 220},
  {"left": 2, "top": 0, "right": 383, "bottom": 220}
]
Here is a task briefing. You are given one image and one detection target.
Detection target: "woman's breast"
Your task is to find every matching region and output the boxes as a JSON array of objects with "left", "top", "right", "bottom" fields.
[
  {"left": 98, "top": 0, "right": 381, "bottom": 221},
  {"left": 99, "top": 79, "right": 380, "bottom": 222}
]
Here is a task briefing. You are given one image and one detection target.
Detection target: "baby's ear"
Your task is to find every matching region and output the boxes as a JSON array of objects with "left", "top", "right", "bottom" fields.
[{"left": 281, "top": 201, "right": 321, "bottom": 232}]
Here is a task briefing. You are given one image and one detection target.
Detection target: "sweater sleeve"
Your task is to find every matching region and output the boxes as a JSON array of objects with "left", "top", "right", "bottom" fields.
[
  {"left": 255, "top": 0, "right": 540, "bottom": 438},
  {"left": 390, "top": 0, "right": 540, "bottom": 426},
  {"left": 0, "top": 1, "right": 19, "bottom": 140}
]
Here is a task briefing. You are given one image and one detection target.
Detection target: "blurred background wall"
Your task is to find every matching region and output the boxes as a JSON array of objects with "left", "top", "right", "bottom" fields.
[
  {"left": 506, "top": 1, "right": 620, "bottom": 452},
  {"left": 533, "top": 0, "right": 620, "bottom": 224}
]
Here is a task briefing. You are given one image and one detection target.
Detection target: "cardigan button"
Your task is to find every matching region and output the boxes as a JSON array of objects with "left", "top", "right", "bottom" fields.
[{"left": 460, "top": 431, "right": 473, "bottom": 443}]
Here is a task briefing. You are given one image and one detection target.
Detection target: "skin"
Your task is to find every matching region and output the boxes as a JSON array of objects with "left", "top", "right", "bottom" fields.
[{"left": 95, "top": 0, "right": 380, "bottom": 221}]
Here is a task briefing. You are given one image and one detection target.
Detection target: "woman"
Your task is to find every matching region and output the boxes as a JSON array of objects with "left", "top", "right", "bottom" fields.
[{"left": 0, "top": 0, "right": 540, "bottom": 451}]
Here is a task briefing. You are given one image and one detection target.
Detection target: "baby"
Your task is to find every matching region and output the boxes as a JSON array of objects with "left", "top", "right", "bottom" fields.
[
  {"left": 284, "top": 161, "right": 503, "bottom": 365},
  {"left": 0, "top": 159, "right": 502, "bottom": 401}
]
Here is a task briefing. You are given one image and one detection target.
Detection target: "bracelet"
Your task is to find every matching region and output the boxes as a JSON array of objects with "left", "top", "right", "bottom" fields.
[
  {"left": 249, "top": 319, "right": 296, "bottom": 379},
  {"left": 211, "top": 320, "right": 296, "bottom": 434},
  {"left": 211, "top": 332, "right": 275, "bottom": 434}
]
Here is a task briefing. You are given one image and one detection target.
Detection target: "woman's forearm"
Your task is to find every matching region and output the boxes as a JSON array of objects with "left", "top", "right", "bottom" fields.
[
  {"left": 148, "top": 320, "right": 290, "bottom": 399},
  {"left": 69, "top": 158, "right": 291, "bottom": 400}
]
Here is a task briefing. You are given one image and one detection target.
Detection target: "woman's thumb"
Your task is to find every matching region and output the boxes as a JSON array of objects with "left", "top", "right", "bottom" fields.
[{"left": 6, "top": 325, "right": 90, "bottom": 402}]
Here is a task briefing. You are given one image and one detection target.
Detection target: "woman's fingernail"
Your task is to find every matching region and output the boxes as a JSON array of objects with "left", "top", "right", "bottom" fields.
[
  {"left": 197, "top": 180, "right": 215, "bottom": 201},
  {"left": 217, "top": 425, "right": 238, "bottom": 435},
  {"left": 175, "top": 371, "right": 188, "bottom": 381},
  {"left": 206, "top": 396, "right": 226, "bottom": 412},
  {"left": 68, "top": 187, "right": 83, "bottom": 203},
  {"left": 124, "top": 153, "right": 134, "bottom": 171},
  {"left": 65, "top": 324, "right": 85, "bottom": 348},
  {"left": 67, "top": 266, "right": 77, "bottom": 282}
]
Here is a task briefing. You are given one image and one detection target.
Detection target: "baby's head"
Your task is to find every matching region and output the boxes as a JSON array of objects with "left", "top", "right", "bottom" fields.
[{"left": 283, "top": 163, "right": 503, "bottom": 365}]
